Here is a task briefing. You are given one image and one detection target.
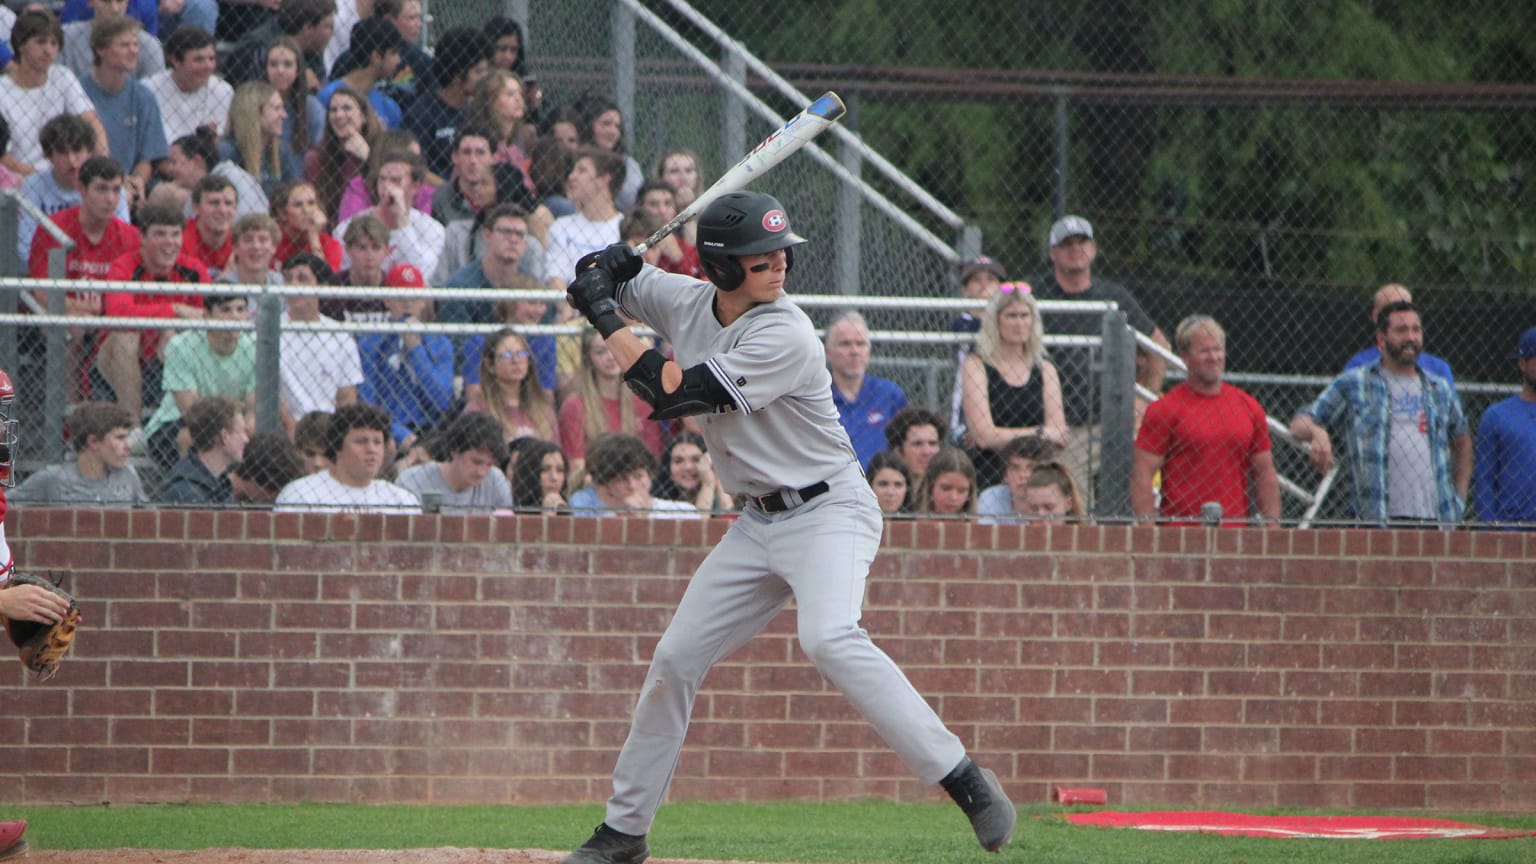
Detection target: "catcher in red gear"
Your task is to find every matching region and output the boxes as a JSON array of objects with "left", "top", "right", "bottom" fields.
[{"left": 0, "top": 367, "right": 82, "bottom": 681}]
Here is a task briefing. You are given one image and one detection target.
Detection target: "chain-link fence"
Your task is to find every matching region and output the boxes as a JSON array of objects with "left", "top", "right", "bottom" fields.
[{"left": 2, "top": 0, "right": 1533, "bottom": 526}]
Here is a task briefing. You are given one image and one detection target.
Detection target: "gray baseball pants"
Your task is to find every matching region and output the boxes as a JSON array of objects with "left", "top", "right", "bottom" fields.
[{"left": 604, "top": 463, "right": 967, "bottom": 835}]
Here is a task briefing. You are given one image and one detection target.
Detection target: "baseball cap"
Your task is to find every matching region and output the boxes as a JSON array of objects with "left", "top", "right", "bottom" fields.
[
  {"left": 385, "top": 263, "right": 425, "bottom": 288},
  {"left": 1511, "top": 327, "right": 1536, "bottom": 359},
  {"left": 1049, "top": 215, "right": 1094, "bottom": 247},
  {"left": 960, "top": 255, "right": 1007, "bottom": 284}
]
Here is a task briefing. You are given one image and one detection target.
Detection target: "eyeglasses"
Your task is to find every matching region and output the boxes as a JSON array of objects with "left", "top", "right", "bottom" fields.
[
  {"left": 491, "top": 226, "right": 527, "bottom": 238},
  {"left": 496, "top": 350, "right": 531, "bottom": 361}
]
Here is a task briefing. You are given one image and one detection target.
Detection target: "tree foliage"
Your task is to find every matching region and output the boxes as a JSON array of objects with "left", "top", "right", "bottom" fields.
[{"left": 693, "top": 0, "right": 1535, "bottom": 288}]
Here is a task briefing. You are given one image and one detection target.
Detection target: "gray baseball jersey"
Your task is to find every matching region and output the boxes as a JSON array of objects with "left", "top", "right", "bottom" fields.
[{"left": 617, "top": 265, "right": 858, "bottom": 497}]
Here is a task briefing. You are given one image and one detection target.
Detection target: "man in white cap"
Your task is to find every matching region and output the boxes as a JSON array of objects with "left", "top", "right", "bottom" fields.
[{"left": 1032, "top": 215, "right": 1169, "bottom": 507}]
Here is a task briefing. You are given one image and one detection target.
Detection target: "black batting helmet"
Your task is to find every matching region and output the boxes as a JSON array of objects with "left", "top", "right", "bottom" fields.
[{"left": 696, "top": 191, "right": 807, "bottom": 291}]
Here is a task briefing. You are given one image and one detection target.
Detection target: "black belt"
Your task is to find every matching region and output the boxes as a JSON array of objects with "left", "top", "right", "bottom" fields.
[{"left": 753, "top": 481, "right": 829, "bottom": 513}]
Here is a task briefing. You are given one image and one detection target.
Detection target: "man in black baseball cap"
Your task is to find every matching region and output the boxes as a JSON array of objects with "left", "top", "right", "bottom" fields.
[{"left": 1032, "top": 215, "right": 1170, "bottom": 508}]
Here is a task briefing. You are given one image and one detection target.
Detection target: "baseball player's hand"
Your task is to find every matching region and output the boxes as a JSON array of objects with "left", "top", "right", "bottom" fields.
[
  {"left": 567, "top": 268, "right": 625, "bottom": 338},
  {"left": 596, "top": 243, "right": 643, "bottom": 282},
  {"left": 575, "top": 244, "right": 642, "bottom": 283}
]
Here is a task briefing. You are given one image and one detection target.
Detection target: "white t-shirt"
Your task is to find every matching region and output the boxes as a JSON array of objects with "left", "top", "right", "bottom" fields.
[
  {"left": 279, "top": 314, "right": 365, "bottom": 417},
  {"left": 0, "top": 65, "right": 96, "bottom": 170},
  {"left": 1386, "top": 373, "right": 1435, "bottom": 519},
  {"left": 544, "top": 211, "right": 622, "bottom": 286},
  {"left": 335, "top": 208, "right": 446, "bottom": 281},
  {"left": 144, "top": 70, "right": 234, "bottom": 145},
  {"left": 323, "top": 0, "right": 361, "bottom": 76},
  {"left": 275, "top": 471, "right": 421, "bottom": 513}
]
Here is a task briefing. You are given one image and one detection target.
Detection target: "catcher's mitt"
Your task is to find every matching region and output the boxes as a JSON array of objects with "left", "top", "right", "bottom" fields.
[{"left": 1, "top": 572, "right": 82, "bottom": 681}]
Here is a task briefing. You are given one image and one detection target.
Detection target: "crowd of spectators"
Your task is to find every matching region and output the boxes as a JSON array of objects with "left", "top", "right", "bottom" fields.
[{"left": 1, "top": 3, "right": 1531, "bottom": 527}]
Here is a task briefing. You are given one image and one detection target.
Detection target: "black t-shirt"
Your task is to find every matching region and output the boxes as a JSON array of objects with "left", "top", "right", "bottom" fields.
[
  {"left": 1031, "top": 272, "right": 1158, "bottom": 425},
  {"left": 402, "top": 92, "right": 465, "bottom": 180}
]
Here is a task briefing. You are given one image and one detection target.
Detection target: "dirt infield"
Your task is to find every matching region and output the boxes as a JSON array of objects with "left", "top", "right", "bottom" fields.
[{"left": 27, "top": 849, "right": 754, "bottom": 863}]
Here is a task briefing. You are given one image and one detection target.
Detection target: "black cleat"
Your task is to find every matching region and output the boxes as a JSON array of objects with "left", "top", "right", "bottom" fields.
[
  {"left": 562, "top": 823, "right": 650, "bottom": 864},
  {"left": 941, "top": 758, "right": 1018, "bottom": 852}
]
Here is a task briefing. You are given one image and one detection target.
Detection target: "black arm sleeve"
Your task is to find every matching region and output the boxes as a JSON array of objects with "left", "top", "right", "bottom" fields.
[{"left": 622, "top": 349, "right": 738, "bottom": 421}]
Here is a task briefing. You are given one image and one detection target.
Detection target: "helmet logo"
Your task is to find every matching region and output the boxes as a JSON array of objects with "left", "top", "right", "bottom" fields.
[{"left": 762, "top": 210, "right": 787, "bottom": 232}]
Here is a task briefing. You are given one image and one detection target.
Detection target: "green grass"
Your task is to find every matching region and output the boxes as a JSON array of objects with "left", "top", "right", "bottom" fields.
[{"left": 9, "top": 801, "right": 1536, "bottom": 863}]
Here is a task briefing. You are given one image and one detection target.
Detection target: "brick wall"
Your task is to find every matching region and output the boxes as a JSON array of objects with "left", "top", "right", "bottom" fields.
[{"left": 2, "top": 508, "right": 1533, "bottom": 811}]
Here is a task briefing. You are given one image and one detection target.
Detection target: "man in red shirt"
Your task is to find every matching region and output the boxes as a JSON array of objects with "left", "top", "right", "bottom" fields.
[
  {"left": 97, "top": 203, "right": 208, "bottom": 427},
  {"left": 28, "top": 155, "right": 139, "bottom": 301},
  {"left": 180, "top": 175, "right": 238, "bottom": 278},
  {"left": 28, "top": 156, "right": 140, "bottom": 402},
  {"left": 1131, "top": 315, "right": 1281, "bottom": 526}
]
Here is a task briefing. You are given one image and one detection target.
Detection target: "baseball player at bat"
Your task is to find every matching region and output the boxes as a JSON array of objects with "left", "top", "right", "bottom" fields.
[{"left": 560, "top": 192, "right": 1016, "bottom": 864}]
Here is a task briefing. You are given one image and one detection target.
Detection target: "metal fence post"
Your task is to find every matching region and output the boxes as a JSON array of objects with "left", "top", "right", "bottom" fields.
[
  {"left": 1051, "top": 87, "right": 1071, "bottom": 224},
  {"left": 506, "top": 0, "right": 529, "bottom": 36},
  {"left": 1095, "top": 310, "right": 1135, "bottom": 520},
  {"left": 612, "top": 1, "right": 636, "bottom": 147},
  {"left": 836, "top": 94, "right": 861, "bottom": 295},
  {"left": 42, "top": 249, "right": 69, "bottom": 464},
  {"left": 956, "top": 224, "right": 982, "bottom": 263},
  {"left": 722, "top": 49, "right": 746, "bottom": 171},
  {"left": 0, "top": 196, "right": 19, "bottom": 386},
  {"left": 254, "top": 294, "right": 283, "bottom": 436}
]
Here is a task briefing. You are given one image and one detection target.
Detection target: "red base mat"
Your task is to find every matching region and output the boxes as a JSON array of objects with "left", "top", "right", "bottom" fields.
[{"left": 1065, "top": 811, "right": 1536, "bottom": 839}]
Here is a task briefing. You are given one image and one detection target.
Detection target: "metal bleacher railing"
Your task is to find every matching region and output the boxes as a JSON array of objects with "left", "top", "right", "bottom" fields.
[{"left": 4, "top": 261, "right": 1372, "bottom": 525}]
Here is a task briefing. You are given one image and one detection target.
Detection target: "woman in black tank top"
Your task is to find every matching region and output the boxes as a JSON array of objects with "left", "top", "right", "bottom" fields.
[{"left": 959, "top": 289, "right": 1068, "bottom": 487}]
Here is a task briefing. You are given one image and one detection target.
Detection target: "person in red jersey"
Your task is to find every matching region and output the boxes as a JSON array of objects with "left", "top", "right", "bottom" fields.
[
  {"left": 28, "top": 155, "right": 139, "bottom": 291},
  {"left": 27, "top": 155, "right": 141, "bottom": 402},
  {"left": 179, "top": 175, "right": 239, "bottom": 278},
  {"left": 97, "top": 202, "right": 209, "bottom": 427}
]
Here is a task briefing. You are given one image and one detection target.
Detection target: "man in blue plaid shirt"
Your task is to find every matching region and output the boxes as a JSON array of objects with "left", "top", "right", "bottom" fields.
[{"left": 1289, "top": 301, "right": 1471, "bottom": 525}]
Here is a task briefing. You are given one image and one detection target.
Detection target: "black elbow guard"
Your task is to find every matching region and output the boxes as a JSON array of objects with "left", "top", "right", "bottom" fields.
[{"left": 623, "top": 349, "right": 738, "bottom": 420}]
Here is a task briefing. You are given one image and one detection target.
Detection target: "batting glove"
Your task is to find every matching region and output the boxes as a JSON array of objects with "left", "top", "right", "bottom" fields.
[{"left": 568, "top": 268, "right": 626, "bottom": 339}]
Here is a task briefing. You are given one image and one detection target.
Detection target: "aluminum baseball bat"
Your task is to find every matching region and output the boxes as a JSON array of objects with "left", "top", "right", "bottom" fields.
[{"left": 634, "top": 91, "right": 847, "bottom": 255}]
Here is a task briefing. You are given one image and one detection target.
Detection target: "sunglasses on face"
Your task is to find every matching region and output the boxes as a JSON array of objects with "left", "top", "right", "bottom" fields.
[{"left": 497, "top": 350, "right": 531, "bottom": 360}]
